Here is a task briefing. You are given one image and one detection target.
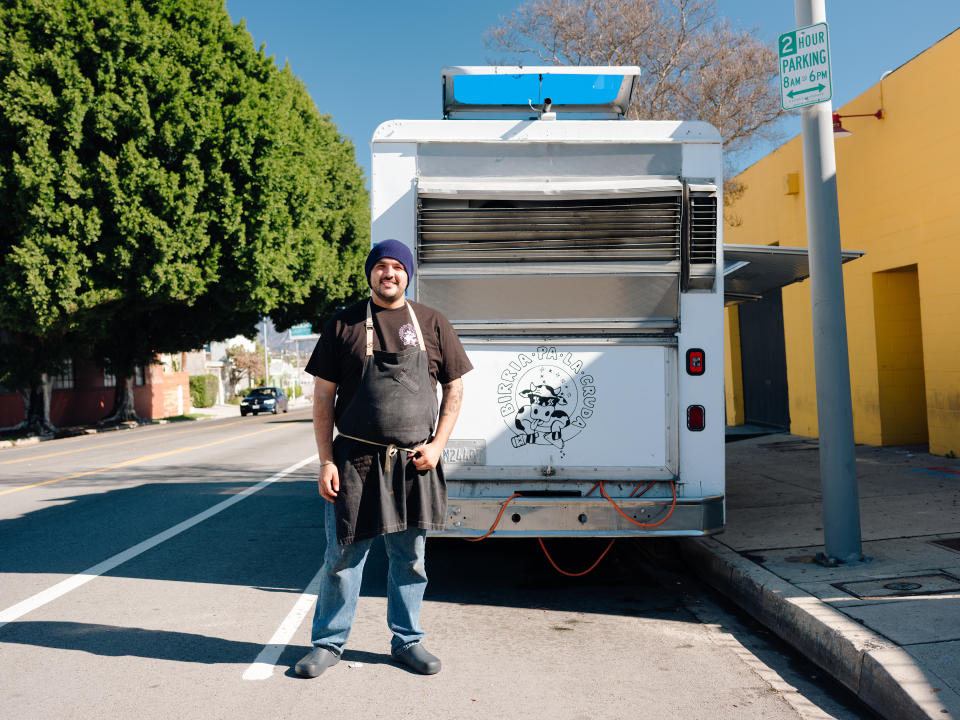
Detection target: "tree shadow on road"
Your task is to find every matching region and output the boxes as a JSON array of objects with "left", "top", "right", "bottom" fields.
[
  {"left": 0, "top": 621, "right": 425, "bottom": 675},
  {"left": 0, "top": 621, "right": 269, "bottom": 664},
  {"left": 0, "top": 485, "right": 882, "bottom": 716},
  {"left": 0, "top": 471, "right": 697, "bottom": 619}
]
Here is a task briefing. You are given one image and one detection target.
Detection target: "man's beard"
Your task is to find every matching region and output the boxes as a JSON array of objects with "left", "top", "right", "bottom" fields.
[{"left": 372, "top": 280, "right": 405, "bottom": 304}]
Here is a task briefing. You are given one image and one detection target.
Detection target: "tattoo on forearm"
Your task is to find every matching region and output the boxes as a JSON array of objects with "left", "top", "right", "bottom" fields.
[{"left": 439, "top": 381, "right": 463, "bottom": 418}]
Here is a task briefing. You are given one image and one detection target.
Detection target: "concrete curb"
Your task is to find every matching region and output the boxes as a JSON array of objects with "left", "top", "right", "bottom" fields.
[
  {"left": 1, "top": 416, "right": 214, "bottom": 451},
  {"left": 0, "top": 402, "right": 310, "bottom": 451},
  {"left": 0, "top": 435, "right": 44, "bottom": 449},
  {"left": 679, "top": 537, "right": 958, "bottom": 720}
]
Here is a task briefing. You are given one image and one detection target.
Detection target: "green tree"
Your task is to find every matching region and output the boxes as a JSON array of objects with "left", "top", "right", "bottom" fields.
[{"left": 0, "top": 0, "right": 368, "bottom": 432}]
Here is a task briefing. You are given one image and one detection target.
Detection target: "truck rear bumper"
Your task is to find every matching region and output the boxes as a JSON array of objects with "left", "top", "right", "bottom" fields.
[{"left": 436, "top": 494, "right": 724, "bottom": 537}]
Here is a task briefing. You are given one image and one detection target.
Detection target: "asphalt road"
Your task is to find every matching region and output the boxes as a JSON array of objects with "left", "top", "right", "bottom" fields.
[{"left": 0, "top": 412, "right": 875, "bottom": 719}]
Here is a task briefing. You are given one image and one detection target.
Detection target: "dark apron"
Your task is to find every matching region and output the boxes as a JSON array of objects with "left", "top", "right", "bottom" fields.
[{"left": 332, "top": 300, "right": 446, "bottom": 545}]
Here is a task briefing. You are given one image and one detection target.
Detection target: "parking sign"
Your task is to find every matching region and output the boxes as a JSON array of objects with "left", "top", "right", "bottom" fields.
[{"left": 779, "top": 23, "right": 832, "bottom": 110}]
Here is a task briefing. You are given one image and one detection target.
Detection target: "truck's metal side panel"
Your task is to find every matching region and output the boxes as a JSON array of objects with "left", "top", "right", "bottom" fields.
[
  {"left": 371, "top": 143, "right": 418, "bottom": 293},
  {"left": 677, "top": 141, "right": 725, "bottom": 504}
]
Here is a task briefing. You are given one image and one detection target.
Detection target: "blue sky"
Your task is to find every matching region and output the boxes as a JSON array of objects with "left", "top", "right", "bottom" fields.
[{"left": 223, "top": 1, "right": 959, "bottom": 179}]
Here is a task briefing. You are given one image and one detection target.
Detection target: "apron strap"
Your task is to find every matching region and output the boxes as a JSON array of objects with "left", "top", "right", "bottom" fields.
[
  {"left": 365, "top": 299, "right": 426, "bottom": 354},
  {"left": 364, "top": 301, "right": 374, "bottom": 357},
  {"left": 404, "top": 302, "right": 427, "bottom": 352},
  {"left": 338, "top": 432, "right": 420, "bottom": 473}
]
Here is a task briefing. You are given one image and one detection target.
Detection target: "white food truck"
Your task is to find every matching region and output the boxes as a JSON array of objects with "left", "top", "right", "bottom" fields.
[{"left": 370, "top": 66, "right": 851, "bottom": 540}]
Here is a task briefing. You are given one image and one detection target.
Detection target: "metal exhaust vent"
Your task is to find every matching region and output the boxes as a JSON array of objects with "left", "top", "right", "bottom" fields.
[
  {"left": 415, "top": 194, "right": 684, "bottom": 334},
  {"left": 417, "top": 195, "right": 681, "bottom": 264},
  {"left": 682, "top": 187, "right": 718, "bottom": 290},
  {"left": 690, "top": 194, "right": 717, "bottom": 264}
]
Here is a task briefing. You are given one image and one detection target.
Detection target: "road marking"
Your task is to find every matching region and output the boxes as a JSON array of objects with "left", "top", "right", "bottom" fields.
[
  {"left": 914, "top": 467, "right": 960, "bottom": 477},
  {"left": 0, "top": 424, "right": 288, "bottom": 496},
  {"left": 0, "top": 420, "right": 244, "bottom": 466},
  {"left": 0, "top": 453, "right": 318, "bottom": 630},
  {"left": 243, "top": 566, "right": 325, "bottom": 680}
]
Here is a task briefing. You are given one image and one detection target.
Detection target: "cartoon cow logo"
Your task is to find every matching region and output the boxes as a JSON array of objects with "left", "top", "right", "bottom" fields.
[
  {"left": 497, "top": 348, "right": 597, "bottom": 456},
  {"left": 514, "top": 383, "right": 571, "bottom": 449}
]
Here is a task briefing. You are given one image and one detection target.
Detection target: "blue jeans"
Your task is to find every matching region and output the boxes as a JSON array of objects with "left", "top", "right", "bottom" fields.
[{"left": 310, "top": 501, "right": 428, "bottom": 655}]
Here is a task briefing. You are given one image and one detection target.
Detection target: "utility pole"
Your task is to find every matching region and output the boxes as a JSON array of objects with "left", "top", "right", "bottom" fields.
[
  {"left": 795, "top": 0, "right": 863, "bottom": 564},
  {"left": 261, "top": 317, "right": 269, "bottom": 386}
]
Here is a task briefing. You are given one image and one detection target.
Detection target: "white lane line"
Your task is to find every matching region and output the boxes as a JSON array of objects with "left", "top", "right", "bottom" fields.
[
  {"left": 243, "top": 566, "right": 324, "bottom": 680},
  {"left": 0, "top": 454, "right": 318, "bottom": 630}
]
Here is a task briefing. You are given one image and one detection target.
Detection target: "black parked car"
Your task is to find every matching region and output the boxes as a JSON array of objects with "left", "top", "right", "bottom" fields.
[{"left": 240, "top": 387, "right": 288, "bottom": 416}]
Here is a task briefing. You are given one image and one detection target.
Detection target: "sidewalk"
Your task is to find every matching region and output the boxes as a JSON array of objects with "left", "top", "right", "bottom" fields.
[
  {"left": 681, "top": 434, "right": 960, "bottom": 720},
  {"left": 193, "top": 402, "right": 241, "bottom": 419}
]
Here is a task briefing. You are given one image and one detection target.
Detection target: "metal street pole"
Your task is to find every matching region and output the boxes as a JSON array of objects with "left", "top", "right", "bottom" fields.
[
  {"left": 795, "top": 0, "right": 863, "bottom": 564},
  {"left": 261, "top": 317, "right": 269, "bottom": 386}
]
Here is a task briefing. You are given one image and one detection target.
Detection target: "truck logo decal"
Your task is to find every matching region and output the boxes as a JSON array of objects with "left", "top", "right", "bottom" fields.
[{"left": 497, "top": 347, "right": 596, "bottom": 456}]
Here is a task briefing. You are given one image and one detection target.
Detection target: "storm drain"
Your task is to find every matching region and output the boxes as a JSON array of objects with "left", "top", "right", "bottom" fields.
[
  {"left": 834, "top": 573, "right": 960, "bottom": 599},
  {"left": 760, "top": 439, "right": 819, "bottom": 451}
]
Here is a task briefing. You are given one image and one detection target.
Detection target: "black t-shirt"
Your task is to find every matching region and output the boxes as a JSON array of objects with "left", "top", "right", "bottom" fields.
[{"left": 306, "top": 298, "right": 473, "bottom": 421}]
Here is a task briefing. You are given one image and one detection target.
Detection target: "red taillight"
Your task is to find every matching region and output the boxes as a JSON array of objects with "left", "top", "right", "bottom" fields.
[
  {"left": 686, "top": 348, "right": 705, "bottom": 376},
  {"left": 687, "top": 405, "right": 705, "bottom": 431}
]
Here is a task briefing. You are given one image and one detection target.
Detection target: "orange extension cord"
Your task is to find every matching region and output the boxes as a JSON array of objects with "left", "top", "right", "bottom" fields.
[
  {"left": 465, "top": 480, "right": 677, "bottom": 576},
  {"left": 538, "top": 480, "right": 610, "bottom": 577},
  {"left": 537, "top": 537, "right": 615, "bottom": 577},
  {"left": 599, "top": 479, "right": 678, "bottom": 528},
  {"left": 464, "top": 493, "right": 521, "bottom": 542}
]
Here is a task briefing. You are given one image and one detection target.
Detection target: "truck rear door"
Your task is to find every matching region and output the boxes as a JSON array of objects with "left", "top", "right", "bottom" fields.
[{"left": 416, "top": 189, "right": 714, "bottom": 484}]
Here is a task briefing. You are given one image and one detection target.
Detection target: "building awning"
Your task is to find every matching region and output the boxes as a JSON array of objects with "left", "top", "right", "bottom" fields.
[{"left": 724, "top": 244, "right": 864, "bottom": 305}]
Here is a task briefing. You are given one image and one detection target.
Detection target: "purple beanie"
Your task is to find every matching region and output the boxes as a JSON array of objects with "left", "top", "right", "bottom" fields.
[{"left": 365, "top": 239, "right": 414, "bottom": 286}]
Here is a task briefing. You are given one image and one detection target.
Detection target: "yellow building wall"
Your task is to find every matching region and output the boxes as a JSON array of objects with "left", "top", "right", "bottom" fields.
[
  {"left": 724, "top": 28, "right": 960, "bottom": 455},
  {"left": 724, "top": 306, "right": 745, "bottom": 426}
]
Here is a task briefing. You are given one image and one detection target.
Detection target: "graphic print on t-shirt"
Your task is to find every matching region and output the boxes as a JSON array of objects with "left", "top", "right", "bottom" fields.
[{"left": 398, "top": 323, "right": 418, "bottom": 347}]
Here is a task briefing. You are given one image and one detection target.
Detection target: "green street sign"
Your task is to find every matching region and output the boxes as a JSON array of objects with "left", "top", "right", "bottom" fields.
[
  {"left": 779, "top": 22, "right": 832, "bottom": 110},
  {"left": 289, "top": 322, "right": 313, "bottom": 337}
]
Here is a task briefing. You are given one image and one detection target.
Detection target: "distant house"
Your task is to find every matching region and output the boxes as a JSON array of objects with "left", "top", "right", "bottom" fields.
[
  {"left": 723, "top": 29, "right": 960, "bottom": 456},
  {"left": 0, "top": 356, "right": 190, "bottom": 428}
]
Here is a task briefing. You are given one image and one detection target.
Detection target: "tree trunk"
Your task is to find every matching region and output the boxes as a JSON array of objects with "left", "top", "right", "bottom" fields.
[
  {"left": 101, "top": 375, "right": 140, "bottom": 425},
  {"left": 14, "top": 375, "right": 57, "bottom": 436}
]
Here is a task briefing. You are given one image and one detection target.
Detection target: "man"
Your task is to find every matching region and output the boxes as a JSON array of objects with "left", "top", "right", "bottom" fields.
[{"left": 295, "top": 239, "right": 472, "bottom": 679}]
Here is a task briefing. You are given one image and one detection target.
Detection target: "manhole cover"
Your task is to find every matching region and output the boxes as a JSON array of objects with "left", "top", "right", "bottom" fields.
[
  {"left": 835, "top": 573, "right": 960, "bottom": 599},
  {"left": 883, "top": 582, "right": 922, "bottom": 592}
]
